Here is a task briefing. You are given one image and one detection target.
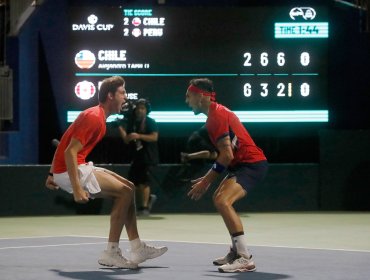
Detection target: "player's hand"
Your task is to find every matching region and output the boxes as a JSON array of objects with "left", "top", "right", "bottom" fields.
[
  {"left": 188, "top": 178, "right": 210, "bottom": 201},
  {"left": 73, "top": 188, "right": 90, "bottom": 204},
  {"left": 45, "top": 176, "right": 59, "bottom": 190}
]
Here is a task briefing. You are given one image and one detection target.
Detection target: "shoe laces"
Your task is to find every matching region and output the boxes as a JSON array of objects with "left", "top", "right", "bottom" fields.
[
  {"left": 141, "top": 242, "right": 158, "bottom": 253},
  {"left": 113, "top": 248, "right": 128, "bottom": 261},
  {"left": 234, "top": 255, "right": 252, "bottom": 265}
]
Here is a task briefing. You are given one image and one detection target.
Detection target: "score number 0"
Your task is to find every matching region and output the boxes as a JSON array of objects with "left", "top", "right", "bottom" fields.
[{"left": 243, "top": 52, "right": 311, "bottom": 97}]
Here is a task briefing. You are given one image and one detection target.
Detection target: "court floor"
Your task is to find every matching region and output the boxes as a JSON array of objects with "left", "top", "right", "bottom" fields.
[{"left": 1, "top": 213, "right": 370, "bottom": 279}]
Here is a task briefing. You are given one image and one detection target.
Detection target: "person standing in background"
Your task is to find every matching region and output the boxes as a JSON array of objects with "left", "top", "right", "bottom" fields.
[{"left": 118, "top": 98, "right": 159, "bottom": 216}]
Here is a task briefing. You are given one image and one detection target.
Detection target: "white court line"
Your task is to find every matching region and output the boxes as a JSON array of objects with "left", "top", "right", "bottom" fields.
[
  {"left": 0, "top": 241, "right": 106, "bottom": 250},
  {"left": 1, "top": 235, "right": 370, "bottom": 254},
  {"left": 0, "top": 235, "right": 72, "bottom": 240},
  {"left": 67, "top": 235, "right": 370, "bottom": 253}
]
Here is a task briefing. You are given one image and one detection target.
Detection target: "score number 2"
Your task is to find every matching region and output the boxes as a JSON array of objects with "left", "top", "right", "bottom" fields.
[
  {"left": 243, "top": 52, "right": 310, "bottom": 66},
  {"left": 244, "top": 83, "right": 310, "bottom": 97}
]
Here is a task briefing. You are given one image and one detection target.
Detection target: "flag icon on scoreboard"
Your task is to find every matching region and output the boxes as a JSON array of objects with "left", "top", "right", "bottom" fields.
[
  {"left": 74, "top": 81, "right": 96, "bottom": 100},
  {"left": 75, "top": 50, "right": 96, "bottom": 69}
]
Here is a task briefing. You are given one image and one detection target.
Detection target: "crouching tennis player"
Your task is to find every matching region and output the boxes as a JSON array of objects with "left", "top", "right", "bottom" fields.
[
  {"left": 45, "top": 76, "right": 167, "bottom": 269},
  {"left": 185, "top": 78, "right": 268, "bottom": 273}
]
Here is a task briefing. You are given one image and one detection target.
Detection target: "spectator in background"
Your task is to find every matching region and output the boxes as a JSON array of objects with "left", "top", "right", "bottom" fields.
[
  {"left": 177, "top": 126, "right": 218, "bottom": 182},
  {"left": 118, "top": 98, "right": 159, "bottom": 216},
  {"left": 181, "top": 125, "right": 218, "bottom": 164}
]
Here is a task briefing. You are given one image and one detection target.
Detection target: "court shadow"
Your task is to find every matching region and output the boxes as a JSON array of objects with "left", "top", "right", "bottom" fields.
[
  {"left": 205, "top": 271, "right": 291, "bottom": 280},
  {"left": 50, "top": 268, "right": 142, "bottom": 280}
]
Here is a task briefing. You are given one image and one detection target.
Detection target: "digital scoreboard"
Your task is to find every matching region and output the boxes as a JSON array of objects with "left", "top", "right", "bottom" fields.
[{"left": 68, "top": 5, "right": 329, "bottom": 126}]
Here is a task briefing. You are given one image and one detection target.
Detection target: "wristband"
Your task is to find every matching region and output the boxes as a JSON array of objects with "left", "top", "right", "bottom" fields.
[
  {"left": 48, "top": 172, "right": 53, "bottom": 177},
  {"left": 211, "top": 161, "right": 226, "bottom": 173}
]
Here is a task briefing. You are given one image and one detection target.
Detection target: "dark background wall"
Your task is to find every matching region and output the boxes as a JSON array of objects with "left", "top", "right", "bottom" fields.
[
  {"left": 0, "top": 163, "right": 320, "bottom": 216},
  {"left": 0, "top": 0, "right": 369, "bottom": 214}
]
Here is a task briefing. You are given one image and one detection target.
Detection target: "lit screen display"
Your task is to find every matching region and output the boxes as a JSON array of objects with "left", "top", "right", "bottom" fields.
[{"left": 68, "top": 5, "right": 329, "bottom": 126}]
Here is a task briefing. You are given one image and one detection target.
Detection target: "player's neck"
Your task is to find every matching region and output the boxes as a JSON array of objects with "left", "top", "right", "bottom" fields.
[
  {"left": 99, "top": 103, "right": 111, "bottom": 119},
  {"left": 202, "top": 101, "right": 211, "bottom": 116}
]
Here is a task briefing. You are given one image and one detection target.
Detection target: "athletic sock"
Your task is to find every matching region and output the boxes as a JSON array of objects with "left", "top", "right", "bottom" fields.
[
  {"left": 231, "top": 232, "right": 251, "bottom": 258},
  {"left": 107, "top": 242, "right": 119, "bottom": 252},
  {"left": 130, "top": 238, "right": 142, "bottom": 251},
  {"left": 231, "top": 235, "right": 237, "bottom": 252}
]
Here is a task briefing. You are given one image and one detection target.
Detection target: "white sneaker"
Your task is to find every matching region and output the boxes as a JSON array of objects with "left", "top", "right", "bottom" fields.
[
  {"left": 130, "top": 242, "right": 168, "bottom": 264},
  {"left": 213, "top": 247, "right": 237, "bottom": 265},
  {"left": 98, "top": 248, "right": 138, "bottom": 269},
  {"left": 218, "top": 255, "right": 256, "bottom": 273}
]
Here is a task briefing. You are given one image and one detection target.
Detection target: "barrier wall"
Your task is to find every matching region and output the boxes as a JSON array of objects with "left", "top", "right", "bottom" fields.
[
  {"left": 319, "top": 130, "right": 370, "bottom": 210},
  {"left": 0, "top": 163, "right": 319, "bottom": 216}
]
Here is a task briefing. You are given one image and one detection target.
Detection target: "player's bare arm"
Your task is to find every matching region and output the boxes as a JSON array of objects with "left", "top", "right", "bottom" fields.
[
  {"left": 64, "top": 137, "right": 90, "bottom": 203},
  {"left": 188, "top": 136, "right": 234, "bottom": 200},
  {"left": 45, "top": 154, "right": 59, "bottom": 190}
]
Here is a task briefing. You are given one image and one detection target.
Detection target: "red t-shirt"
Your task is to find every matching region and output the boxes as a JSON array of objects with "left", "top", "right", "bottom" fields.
[
  {"left": 53, "top": 105, "right": 107, "bottom": 173},
  {"left": 206, "top": 102, "right": 266, "bottom": 166}
]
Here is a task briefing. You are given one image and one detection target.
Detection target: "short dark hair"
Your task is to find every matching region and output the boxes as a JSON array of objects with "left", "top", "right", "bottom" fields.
[
  {"left": 135, "top": 98, "right": 151, "bottom": 114},
  {"left": 98, "top": 76, "right": 125, "bottom": 103},
  {"left": 189, "top": 78, "right": 214, "bottom": 92}
]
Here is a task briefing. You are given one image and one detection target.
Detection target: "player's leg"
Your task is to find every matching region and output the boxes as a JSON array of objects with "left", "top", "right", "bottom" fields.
[
  {"left": 213, "top": 178, "right": 256, "bottom": 272},
  {"left": 94, "top": 168, "right": 140, "bottom": 240},
  {"left": 94, "top": 169, "right": 167, "bottom": 265},
  {"left": 213, "top": 177, "right": 246, "bottom": 233},
  {"left": 93, "top": 169, "right": 138, "bottom": 268}
]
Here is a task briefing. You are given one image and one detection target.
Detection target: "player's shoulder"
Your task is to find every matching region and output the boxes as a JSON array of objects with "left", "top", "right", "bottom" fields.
[
  {"left": 81, "top": 106, "right": 103, "bottom": 119},
  {"left": 210, "top": 102, "right": 230, "bottom": 118}
]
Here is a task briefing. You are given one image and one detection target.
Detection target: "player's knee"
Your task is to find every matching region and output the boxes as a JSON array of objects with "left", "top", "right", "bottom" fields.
[
  {"left": 213, "top": 194, "right": 230, "bottom": 210},
  {"left": 118, "top": 184, "right": 134, "bottom": 198}
]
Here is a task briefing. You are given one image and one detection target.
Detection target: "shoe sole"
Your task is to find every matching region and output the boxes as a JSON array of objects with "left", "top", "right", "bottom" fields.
[
  {"left": 213, "top": 261, "right": 228, "bottom": 266},
  {"left": 218, "top": 266, "right": 256, "bottom": 273},
  {"left": 98, "top": 260, "right": 138, "bottom": 269}
]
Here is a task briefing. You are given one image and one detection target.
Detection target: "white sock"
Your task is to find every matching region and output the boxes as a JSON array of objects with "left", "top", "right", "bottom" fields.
[
  {"left": 107, "top": 242, "right": 119, "bottom": 252},
  {"left": 231, "top": 236, "right": 236, "bottom": 252},
  {"left": 130, "top": 238, "right": 142, "bottom": 250},
  {"left": 232, "top": 234, "right": 251, "bottom": 258}
]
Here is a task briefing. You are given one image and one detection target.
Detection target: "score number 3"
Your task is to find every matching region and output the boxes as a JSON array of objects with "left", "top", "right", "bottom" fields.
[{"left": 244, "top": 83, "right": 310, "bottom": 97}]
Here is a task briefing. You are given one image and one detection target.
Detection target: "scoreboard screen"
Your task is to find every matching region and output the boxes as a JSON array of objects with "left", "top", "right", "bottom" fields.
[{"left": 68, "top": 5, "right": 329, "bottom": 129}]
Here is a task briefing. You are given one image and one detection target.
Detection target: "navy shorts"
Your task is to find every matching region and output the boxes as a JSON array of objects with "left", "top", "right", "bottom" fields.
[{"left": 226, "top": 160, "right": 268, "bottom": 192}]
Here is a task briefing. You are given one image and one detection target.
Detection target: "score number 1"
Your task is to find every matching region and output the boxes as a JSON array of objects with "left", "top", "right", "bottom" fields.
[{"left": 243, "top": 82, "right": 310, "bottom": 97}]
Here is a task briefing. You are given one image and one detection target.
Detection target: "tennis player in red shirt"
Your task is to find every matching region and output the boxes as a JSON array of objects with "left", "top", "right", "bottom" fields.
[
  {"left": 45, "top": 76, "right": 167, "bottom": 269},
  {"left": 185, "top": 78, "right": 268, "bottom": 273}
]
